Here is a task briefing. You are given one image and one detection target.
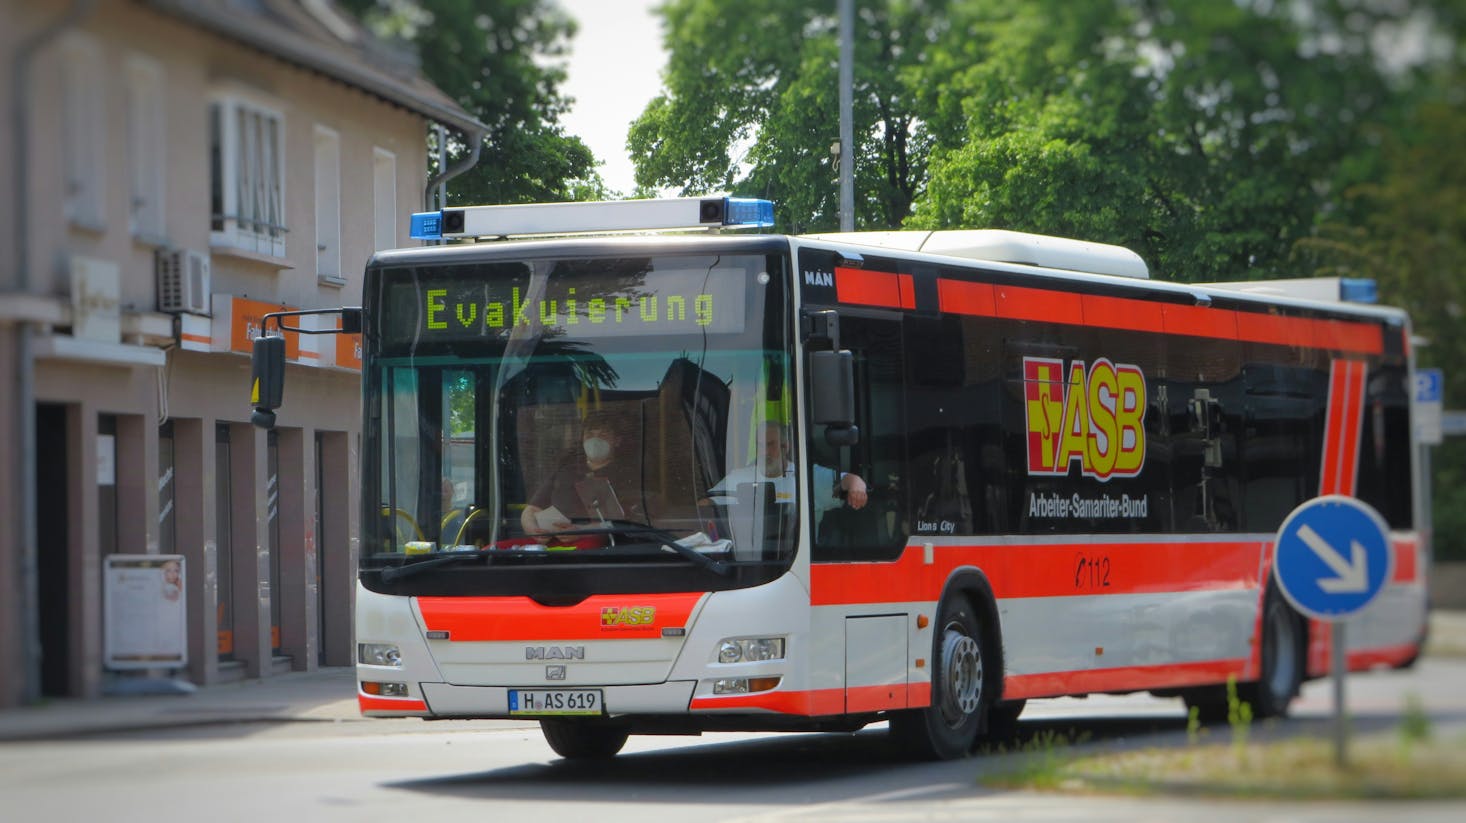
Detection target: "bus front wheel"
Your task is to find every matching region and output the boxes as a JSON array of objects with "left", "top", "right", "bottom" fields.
[
  {"left": 540, "top": 718, "right": 630, "bottom": 760},
  {"left": 890, "top": 595, "right": 991, "bottom": 759}
]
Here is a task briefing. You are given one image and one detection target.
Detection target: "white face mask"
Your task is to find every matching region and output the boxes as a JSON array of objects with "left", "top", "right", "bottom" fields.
[{"left": 583, "top": 437, "right": 612, "bottom": 462}]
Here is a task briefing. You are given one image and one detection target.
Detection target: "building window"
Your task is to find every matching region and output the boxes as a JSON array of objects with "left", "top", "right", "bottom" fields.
[
  {"left": 373, "top": 147, "right": 397, "bottom": 252},
  {"left": 126, "top": 54, "right": 167, "bottom": 243},
  {"left": 210, "top": 94, "right": 286, "bottom": 258},
  {"left": 61, "top": 33, "right": 106, "bottom": 230},
  {"left": 314, "top": 125, "right": 341, "bottom": 281}
]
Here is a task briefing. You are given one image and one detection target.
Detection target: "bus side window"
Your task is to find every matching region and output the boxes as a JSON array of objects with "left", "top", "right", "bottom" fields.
[{"left": 810, "top": 314, "right": 907, "bottom": 561}]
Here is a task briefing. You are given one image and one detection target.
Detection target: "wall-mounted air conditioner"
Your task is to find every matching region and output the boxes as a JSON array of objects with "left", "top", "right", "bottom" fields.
[{"left": 155, "top": 248, "right": 211, "bottom": 314}]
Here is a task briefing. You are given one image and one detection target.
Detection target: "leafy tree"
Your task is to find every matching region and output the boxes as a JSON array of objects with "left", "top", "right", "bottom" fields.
[
  {"left": 1301, "top": 61, "right": 1466, "bottom": 557},
  {"left": 340, "top": 0, "right": 605, "bottom": 204},
  {"left": 912, "top": 0, "right": 1405, "bottom": 282},
  {"left": 628, "top": 0, "right": 950, "bottom": 232}
]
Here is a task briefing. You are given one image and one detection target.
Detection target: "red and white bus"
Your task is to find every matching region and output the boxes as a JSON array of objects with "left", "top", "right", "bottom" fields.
[{"left": 253, "top": 196, "right": 1428, "bottom": 760}]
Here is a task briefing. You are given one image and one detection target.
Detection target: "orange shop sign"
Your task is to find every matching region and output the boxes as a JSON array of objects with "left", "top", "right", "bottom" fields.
[{"left": 225, "top": 296, "right": 301, "bottom": 360}]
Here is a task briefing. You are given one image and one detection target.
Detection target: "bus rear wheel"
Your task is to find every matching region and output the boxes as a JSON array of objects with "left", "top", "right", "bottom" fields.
[
  {"left": 540, "top": 718, "right": 630, "bottom": 760},
  {"left": 1241, "top": 590, "right": 1305, "bottom": 718},
  {"left": 890, "top": 596, "right": 990, "bottom": 759},
  {"left": 1183, "top": 589, "right": 1304, "bottom": 722}
]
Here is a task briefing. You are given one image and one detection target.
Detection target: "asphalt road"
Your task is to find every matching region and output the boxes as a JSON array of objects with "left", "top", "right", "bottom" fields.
[{"left": 3, "top": 657, "right": 1464, "bottom": 823}]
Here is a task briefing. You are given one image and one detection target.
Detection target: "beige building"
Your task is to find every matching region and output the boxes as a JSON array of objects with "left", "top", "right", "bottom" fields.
[{"left": 0, "top": 0, "right": 484, "bottom": 706}]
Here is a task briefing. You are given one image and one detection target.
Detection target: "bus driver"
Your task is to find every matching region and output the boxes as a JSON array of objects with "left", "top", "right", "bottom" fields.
[{"left": 703, "top": 422, "right": 868, "bottom": 519}]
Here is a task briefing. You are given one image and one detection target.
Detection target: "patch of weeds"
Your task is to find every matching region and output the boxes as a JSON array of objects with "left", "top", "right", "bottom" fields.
[
  {"left": 1225, "top": 675, "right": 1253, "bottom": 767},
  {"left": 979, "top": 727, "right": 1090, "bottom": 790}
]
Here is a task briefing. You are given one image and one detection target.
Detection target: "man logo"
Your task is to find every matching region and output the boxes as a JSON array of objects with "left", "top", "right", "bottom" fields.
[
  {"left": 545, "top": 665, "right": 567, "bottom": 681},
  {"left": 525, "top": 646, "right": 585, "bottom": 660}
]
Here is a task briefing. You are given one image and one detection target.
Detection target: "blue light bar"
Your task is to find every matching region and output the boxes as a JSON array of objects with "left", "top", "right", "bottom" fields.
[
  {"left": 410, "top": 211, "right": 442, "bottom": 240},
  {"left": 724, "top": 197, "right": 775, "bottom": 227},
  {"left": 1340, "top": 278, "right": 1377, "bottom": 304}
]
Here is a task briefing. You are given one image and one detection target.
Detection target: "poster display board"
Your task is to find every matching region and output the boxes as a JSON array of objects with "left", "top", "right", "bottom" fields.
[{"left": 104, "top": 554, "right": 187, "bottom": 670}]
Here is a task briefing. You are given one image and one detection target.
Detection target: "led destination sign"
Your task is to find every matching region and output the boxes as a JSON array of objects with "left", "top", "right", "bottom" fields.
[{"left": 381, "top": 259, "right": 752, "bottom": 347}]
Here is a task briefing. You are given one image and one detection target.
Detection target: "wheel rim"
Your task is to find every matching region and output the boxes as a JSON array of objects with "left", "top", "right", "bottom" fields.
[
  {"left": 939, "top": 623, "right": 982, "bottom": 727},
  {"left": 1264, "top": 602, "right": 1299, "bottom": 700}
]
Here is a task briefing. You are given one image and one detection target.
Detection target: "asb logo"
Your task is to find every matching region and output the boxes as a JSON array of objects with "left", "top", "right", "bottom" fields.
[
  {"left": 601, "top": 606, "right": 656, "bottom": 627},
  {"left": 1024, "top": 356, "right": 1147, "bottom": 481}
]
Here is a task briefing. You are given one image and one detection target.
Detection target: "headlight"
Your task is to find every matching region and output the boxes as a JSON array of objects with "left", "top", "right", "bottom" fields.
[
  {"left": 715, "top": 637, "right": 785, "bottom": 664},
  {"left": 358, "top": 643, "right": 402, "bottom": 667}
]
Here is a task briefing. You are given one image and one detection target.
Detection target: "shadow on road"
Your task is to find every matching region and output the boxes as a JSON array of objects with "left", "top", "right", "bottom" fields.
[
  {"left": 383, "top": 712, "right": 1188, "bottom": 805},
  {"left": 383, "top": 704, "right": 1466, "bottom": 807}
]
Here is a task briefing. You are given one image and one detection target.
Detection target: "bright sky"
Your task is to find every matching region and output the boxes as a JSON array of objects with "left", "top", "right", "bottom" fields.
[{"left": 557, "top": 0, "right": 667, "bottom": 196}]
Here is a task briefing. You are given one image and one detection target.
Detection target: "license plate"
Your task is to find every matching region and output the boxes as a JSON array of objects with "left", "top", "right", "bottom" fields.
[{"left": 508, "top": 689, "right": 604, "bottom": 716}]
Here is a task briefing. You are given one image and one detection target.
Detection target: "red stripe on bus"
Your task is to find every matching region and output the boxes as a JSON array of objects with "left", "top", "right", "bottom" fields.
[
  {"left": 688, "top": 682, "right": 933, "bottom": 715},
  {"left": 845, "top": 682, "right": 909, "bottom": 713},
  {"left": 1003, "top": 658, "right": 1248, "bottom": 700},
  {"left": 358, "top": 695, "right": 428, "bottom": 713},
  {"left": 1320, "top": 359, "right": 1367, "bottom": 496},
  {"left": 1319, "top": 362, "right": 1348, "bottom": 495},
  {"left": 1339, "top": 359, "right": 1367, "bottom": 497},
  {"left": 890, "top": 275, "right": 1388, "bottom": 354},
  {"left": 810, "top": 540, "right": 1264, "bottom": 606},
  {"left": 897, "top": 273, "right": 917, "bottom": 309},
  {"left": 1347, "top": 643, "right": 1420, "bottom": 670},
  {"left": 1234, "top": 312, "right": 1313, "bottom": 349},
  {"left": 416, "top": 592, "right": 703, "bottom": 641},
  {"left": 1082, "top": 293, "right": 1163, "bottom": 331},
  {"left": 997, "top": 285, "right": 1085, "bottom": 324},
  {"left": 689, "top": 687, "right": 845, "bottom": 715},
  {"left": 835, "top": 267, "right": 904, "bottom": 309},
  {"left": 1163, "top": 303, "right": 1238, "bottom": 340},
  {"left": 937, "top": 278, "right": 996, "bottom": 316},
  {"left": 1394, "top": 538, "right": 1417, "bottom": 582}
]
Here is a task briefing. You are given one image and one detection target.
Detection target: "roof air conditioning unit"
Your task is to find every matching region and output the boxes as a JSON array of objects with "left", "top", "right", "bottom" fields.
[{"left": 156, "top": 248, "right": 211, "bottom": 314}]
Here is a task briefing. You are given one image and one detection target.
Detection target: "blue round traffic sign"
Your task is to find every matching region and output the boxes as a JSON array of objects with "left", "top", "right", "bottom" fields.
[{"left": 1273, "top": 495, "right": 1393, "bottom": 621}]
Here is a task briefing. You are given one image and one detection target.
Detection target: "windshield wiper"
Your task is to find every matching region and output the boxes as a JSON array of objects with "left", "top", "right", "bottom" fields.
[
  {"left": 559, "top": 521, "right": 731, "bottom": 575},
  {"left": 379, "top": 548, "right": 497, "bottom": 582}
]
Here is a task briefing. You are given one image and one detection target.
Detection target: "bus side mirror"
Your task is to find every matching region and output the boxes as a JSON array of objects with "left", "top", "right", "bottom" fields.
[
  {"left": 810, "top": 349, "right": 859, "bottom": 445},
  {"left": 250, "top": 335, "right": 285, "bottom": 430}
]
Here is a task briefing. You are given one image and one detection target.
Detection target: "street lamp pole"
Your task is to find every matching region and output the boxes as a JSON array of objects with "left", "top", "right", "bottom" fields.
[{"left": 838, "top": 0, "right": 854, "bottom": 231}]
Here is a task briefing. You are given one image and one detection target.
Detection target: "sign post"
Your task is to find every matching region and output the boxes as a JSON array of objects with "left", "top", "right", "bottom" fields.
[
  {"left": 1272, "top": 496, "right": 1392, "bottom": 767},
  {"left": 1415, "top": 368, "right": 1443, "bottom": 445}
]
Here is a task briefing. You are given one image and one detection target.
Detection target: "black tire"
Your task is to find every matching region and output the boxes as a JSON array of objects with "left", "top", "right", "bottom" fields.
[
  {"left": 985, "top": 699, "right": 1026, "bottom": 743},
  {"left": 890, "top": 595, "right": 991, "bottom": 759},
  {"left": 540, "top": 719, "right": 630, "bottom": 760},
  {"left": 1240, "top": 590, "right": 1305, "bottom": 718}
]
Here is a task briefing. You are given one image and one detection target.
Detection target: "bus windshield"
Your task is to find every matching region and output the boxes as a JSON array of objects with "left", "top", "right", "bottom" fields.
[{"left": 361, "top": 248, "right": 796, "bottom": 594}]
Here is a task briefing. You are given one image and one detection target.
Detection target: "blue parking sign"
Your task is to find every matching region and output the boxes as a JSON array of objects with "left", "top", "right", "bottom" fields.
[
  {"left": 1416, "top": 368, "right": 1443, "bottom": 404},
  {"left": 1273, "top": 496, "right": 1392, "bottom": 621}
]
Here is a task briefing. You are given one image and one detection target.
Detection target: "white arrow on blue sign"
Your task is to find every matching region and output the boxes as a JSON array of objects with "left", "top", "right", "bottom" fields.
[{"left": 1273, "top": 495, "right": 1393, "bottom": 621}]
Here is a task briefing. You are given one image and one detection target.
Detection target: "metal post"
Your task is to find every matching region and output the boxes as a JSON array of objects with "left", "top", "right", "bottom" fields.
[
  {"left": 1332, "top": 621, "right": 1348, "bottom": 767},
  {"left": 837, "top": 0, "right": 854, "bottom": 232}
]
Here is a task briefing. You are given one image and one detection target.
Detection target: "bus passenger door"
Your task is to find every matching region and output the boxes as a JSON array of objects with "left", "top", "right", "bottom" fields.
[{"left": 845, "top": 614, "right": 909, "bottom": 713}]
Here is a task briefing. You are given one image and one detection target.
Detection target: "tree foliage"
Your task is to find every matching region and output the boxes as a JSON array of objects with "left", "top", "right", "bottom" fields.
[
  {"left": 628, "top": 0, "right": 951, "bottom": 232},
  {"left": 340, "top": 0, "right": 605, "bottom": 204},
  {"left": 631, "top": 0, "right": 1466, "bottom": 555}
]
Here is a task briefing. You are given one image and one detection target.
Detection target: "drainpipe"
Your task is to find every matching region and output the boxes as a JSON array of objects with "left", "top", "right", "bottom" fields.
[
  {"left": 12, "top": 0, "right": 98, "bottom": 703},
  {"left": 422, "top": 124, "right": 487, "bottom": 213}
]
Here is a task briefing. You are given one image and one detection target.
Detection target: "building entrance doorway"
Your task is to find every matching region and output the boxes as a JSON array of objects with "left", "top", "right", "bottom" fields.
[{"left": 36, "top": 403, "right": 70, "bottom": 696}]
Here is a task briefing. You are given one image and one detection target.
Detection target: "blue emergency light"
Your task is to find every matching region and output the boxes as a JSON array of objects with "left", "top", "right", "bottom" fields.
[{"left": 409, "top": 195, "right": 775, "bottom": 241}]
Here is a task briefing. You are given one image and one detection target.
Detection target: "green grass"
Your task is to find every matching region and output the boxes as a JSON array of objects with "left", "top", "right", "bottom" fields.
[{"left": 982, "top": 696, "right": 1466, "bottom": 800}]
